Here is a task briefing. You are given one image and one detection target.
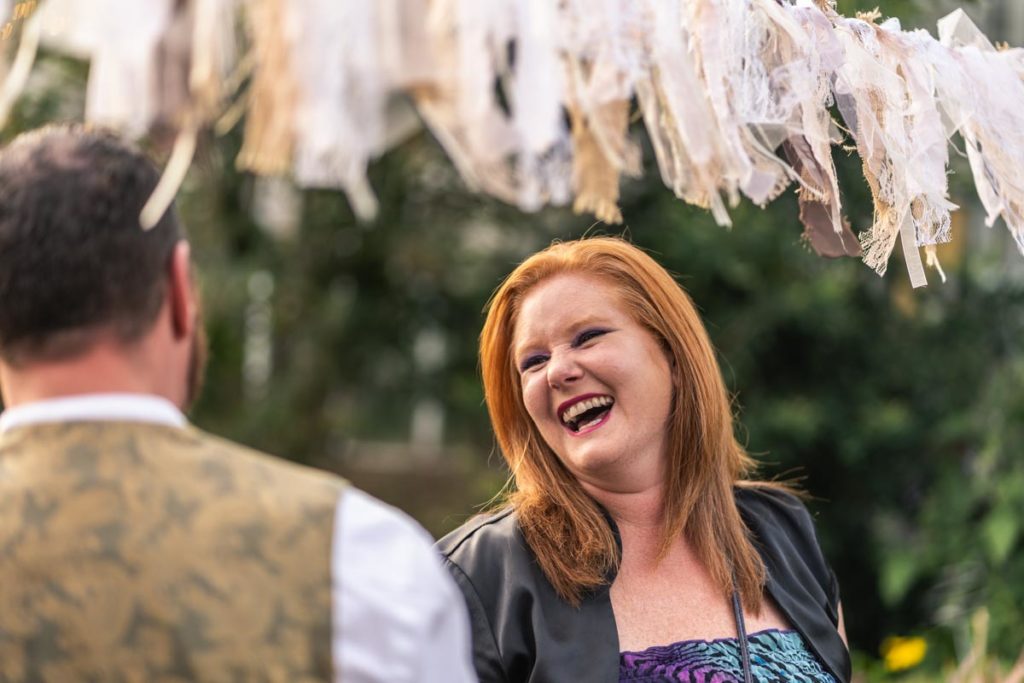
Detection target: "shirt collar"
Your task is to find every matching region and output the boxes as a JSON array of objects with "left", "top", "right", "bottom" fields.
[{"left": 0, "top": 393, "right": 188, "bottom": 433}]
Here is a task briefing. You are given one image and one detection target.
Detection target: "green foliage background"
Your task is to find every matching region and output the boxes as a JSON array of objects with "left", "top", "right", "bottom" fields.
[{"left": 6, "top": 0, "right": 1022, "bottom": 677}]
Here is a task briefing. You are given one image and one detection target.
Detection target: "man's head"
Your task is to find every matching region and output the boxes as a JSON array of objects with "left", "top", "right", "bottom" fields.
[{"left": 0, "top": 124, "right": 205, "bottom": 407}]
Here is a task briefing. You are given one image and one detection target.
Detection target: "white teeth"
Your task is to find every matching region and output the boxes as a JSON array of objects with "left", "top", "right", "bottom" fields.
[{"left": 560, "top": 395, "right": 614, "bottom": 424}]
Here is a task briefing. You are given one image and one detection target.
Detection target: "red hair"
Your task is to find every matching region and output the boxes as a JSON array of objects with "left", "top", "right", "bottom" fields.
[{"left": 480, "top": 237, "right": 772, "bottom": 609}]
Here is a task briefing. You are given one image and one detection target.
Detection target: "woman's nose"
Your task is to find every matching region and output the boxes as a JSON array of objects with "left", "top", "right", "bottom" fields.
[{"left": 546, "top": 349, "right": 582, "bottom": 387}]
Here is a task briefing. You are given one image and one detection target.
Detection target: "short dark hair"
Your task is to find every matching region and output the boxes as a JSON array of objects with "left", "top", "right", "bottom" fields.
[{"left": 0, "top": 124, "right": 182, "bottom": 365}]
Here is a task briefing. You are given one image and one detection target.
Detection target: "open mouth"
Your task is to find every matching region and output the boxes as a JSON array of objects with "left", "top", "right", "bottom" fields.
[{"left": 560, "top": 395, "right": 614, "bottom": 433}]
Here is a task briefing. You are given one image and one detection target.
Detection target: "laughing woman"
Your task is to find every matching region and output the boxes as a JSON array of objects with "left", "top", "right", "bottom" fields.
[{"left": 438, "top": 237, "right": 850, "bottom": 683}]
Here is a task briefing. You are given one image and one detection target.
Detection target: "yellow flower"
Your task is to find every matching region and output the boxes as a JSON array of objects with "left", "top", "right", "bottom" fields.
[{"left": 881, "top": 636, "right": 928, "bottom": 672}]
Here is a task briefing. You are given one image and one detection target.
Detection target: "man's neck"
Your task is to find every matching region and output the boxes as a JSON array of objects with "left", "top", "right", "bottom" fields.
[{"left": 0, "top": 343, "right": 178, "bottom": 408}]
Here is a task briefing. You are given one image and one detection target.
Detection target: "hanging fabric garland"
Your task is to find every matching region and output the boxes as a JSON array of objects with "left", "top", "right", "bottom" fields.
[{"left": 2, "top": 0, "right": 1021, "bottom": 287}]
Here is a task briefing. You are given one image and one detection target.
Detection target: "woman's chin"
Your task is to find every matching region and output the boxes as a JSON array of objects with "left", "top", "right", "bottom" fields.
[{"left": 561, "top": 446, "right": 630, "bottom": 483}]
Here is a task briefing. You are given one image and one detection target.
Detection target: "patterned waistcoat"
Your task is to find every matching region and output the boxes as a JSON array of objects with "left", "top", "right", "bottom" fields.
[{"left": 0, "top": 421, "right": 346, "bottom": 683}]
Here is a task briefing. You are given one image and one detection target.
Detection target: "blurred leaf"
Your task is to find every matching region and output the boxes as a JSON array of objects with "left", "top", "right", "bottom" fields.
[
  {"left": 982, "top": 509, "right": 1018, "bottom": 566},
  {"left": 881, "top": 552, "right": 919, "bottom": 607}
]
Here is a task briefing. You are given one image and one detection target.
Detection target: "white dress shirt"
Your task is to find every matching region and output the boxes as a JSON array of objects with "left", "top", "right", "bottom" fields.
[{"left": 0, "top": 394, "right": 477, "bottom": 683}]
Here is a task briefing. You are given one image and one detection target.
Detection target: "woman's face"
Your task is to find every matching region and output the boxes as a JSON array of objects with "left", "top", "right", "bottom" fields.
[{"left": 512, "top": 273, "right": 675, "bottom": 492}]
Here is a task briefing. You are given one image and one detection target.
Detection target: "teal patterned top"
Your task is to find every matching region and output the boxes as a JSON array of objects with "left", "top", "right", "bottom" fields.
[{"left": 620, "top": 629, "right": 838, "bottom": 682}]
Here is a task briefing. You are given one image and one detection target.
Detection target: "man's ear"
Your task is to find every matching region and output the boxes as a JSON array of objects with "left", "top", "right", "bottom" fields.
[{"left": 168, "top": 241, "right": 195, "bottom": 341}]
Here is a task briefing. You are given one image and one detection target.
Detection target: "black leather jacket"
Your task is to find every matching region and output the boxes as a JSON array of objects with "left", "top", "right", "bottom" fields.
[{"left": 438, "top": 487, "right": 851, "bottom": 683}]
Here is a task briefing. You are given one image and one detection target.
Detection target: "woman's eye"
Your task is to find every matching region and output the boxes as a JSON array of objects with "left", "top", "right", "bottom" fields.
[
  {"left": 574, "top": 329, "right": 607, "bottom": 346},
  {"left": 519, "top": 354, "right": 548, "bottom": 372}
]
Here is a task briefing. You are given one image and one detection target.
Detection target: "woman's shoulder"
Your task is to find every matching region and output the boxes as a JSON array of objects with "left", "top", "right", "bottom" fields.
[
  {"left": 436, "top": 505, "right": 550, "bottom": 617},
  {"left": 436, "top": 506, "right": 527, "bottom": 566},
  {"left": 735, "top": 484, "right": 838, "bottom": 602},
  {"left": 436, "top": 506, "right": 622, "bottom": 682},
  {"left": 735, "top": 484, "right": 832, "bottom": 574},
  {"left": 734, "top": 484, "right": 817, "bottom": 531}
]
